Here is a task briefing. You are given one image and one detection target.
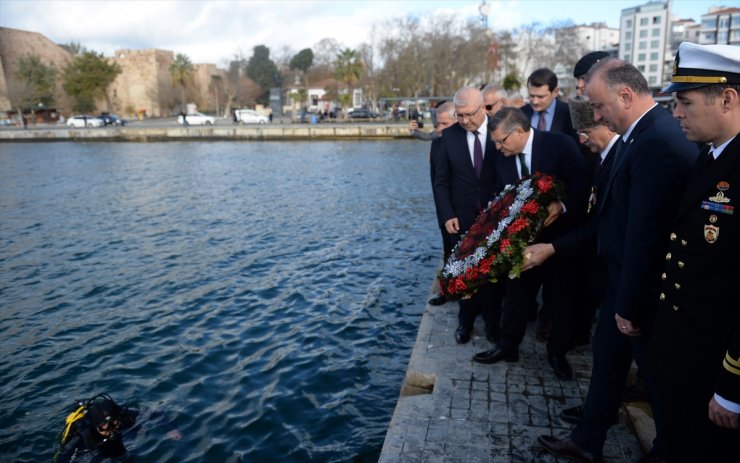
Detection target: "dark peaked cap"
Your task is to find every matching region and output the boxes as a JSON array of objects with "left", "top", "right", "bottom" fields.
[{"left": 573, "top": 51, "right": 609, "bottom": 78}]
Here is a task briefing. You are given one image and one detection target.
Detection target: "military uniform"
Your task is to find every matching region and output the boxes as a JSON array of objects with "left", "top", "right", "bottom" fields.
[{"left": 648, "top": 41, "right": 740, "bottom": 462}]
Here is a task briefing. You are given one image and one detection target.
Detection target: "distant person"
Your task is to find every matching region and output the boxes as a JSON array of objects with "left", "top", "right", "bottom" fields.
[
  {"left": 53, "top": 393, "right": 181, "bottom": 463},
  {"left": 269, "top": 111, "right": 273, "bottom": 123},
  {"left": 180, "top": 111, "right": 188, "bottom": 126}
]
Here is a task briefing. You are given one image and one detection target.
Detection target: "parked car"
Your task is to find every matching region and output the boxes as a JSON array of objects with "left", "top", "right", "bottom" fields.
[
  {"left": 178, "top": 112, "right": 215, "bottom": 125},
  {"left": 67, "top": 115, "right": 105, "bottom": 128},
  {"left": 348, "top": 109, "right": 378, "bottom": 119},
  {"left": 99, "top": 113, "right": 126, "bottom": 126},
  {"left": 235, "top": 109, "right": 268, "bottom": 124}
]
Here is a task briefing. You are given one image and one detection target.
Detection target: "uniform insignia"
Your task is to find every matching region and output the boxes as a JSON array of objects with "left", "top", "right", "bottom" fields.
[
  {"left": 588, "top": 186, "right": 597, "bottom": 214},
  {"left": 701, "top": 200, "right": 734, "bottom": 215},
  {"left": 709, "top": 214, "right": 718, "bottom": 223},
  {"left": 704, "top": 224, "right": 719, "bottom": 244},
  {"left": 709, "top": 191, "right": 730, "bottom": 203},
  {"left": 717, "top": 181, "right": 729, "bottom": 191}
]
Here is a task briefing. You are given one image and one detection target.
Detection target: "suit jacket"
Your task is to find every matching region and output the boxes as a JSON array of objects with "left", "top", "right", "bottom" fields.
[
  {"left": 432, "top": 122, "right": 497, "bottom": 236},
  {"left": 552, "top": 138, "right": 619, "bottom": 255},
  {"left": 596, "top": 105, "right": 699, "bottom": 325},
  {"left": 493, "top": 129, "right": 590, "bottom": 241},
  {"left": 651, "top": 136, "right": 740, "bottom": 405},
  {"left": 522, "top": 99, "right": 579, "bottom": 146}
]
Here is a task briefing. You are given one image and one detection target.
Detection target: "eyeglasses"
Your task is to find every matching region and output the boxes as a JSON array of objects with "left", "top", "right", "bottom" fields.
[
  {"left": 485, "top": 100, "right": 503, "bottom": 111},
  {"left": 455, "top": 103, "right": 482, "bottom": 120},
  {"left": 493, "top": 128, "right": 516, "bottom": 146}
]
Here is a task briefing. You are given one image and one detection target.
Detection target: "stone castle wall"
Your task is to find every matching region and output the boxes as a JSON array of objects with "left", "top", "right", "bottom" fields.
[{"left": 109, "top": 49, "right": 176, "bottom": 118}]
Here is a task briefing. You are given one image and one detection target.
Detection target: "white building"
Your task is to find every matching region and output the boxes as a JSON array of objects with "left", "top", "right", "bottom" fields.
[
  {"left": 574, "top": 22, "right": 620, "bottom": 51},
  {"left": 620, "top": 1, "right": 671, "bottom": 88},
  {"left": 699, "top": 7, "right": 740, "bottom": 45}
]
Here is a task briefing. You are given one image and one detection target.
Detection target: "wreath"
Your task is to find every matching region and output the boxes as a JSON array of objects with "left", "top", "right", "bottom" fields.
[{"left": 438, "top": 173, "right": 565, "bottom": 300}]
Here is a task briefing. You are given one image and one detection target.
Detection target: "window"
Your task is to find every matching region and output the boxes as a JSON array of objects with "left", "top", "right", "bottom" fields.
[
  {"left": 702, "top": 18, "right": 716, "bottom": 29},
  {"left": 623, "top": 54, "right": 630, "bottom": 62},
  {"left": 649, "top": 76, "right": 657, "bottom": 84},
  {"left": 639, "top": 41, "right": 647, "bottom": 49},
  {"left": 638, "top": 64, "right": 646, "bottom": 72},
  {"left": 719, "top": 31, "right": 728, "bottom": 43},
  {"left": 624, "top": 42, "right": 632, "bottom": 51},
  {"left": 640, "top": 30, "right": 648, "bottom": 38},
  {"left": 653, "top": 16, "right": 661, "bottom": 24},
  {"left": 719, "top": 17, "right": 729, "bottom": 28},
  {"left": 625, "top": 31, "right": 632, "bottom": 40},
  {"left": 651, "top": 40, "right": 660, "bottom": 48},
  {"left": 704, "top": 32, "right": 716, "bottom": 41},
  {"left": 638, "top": 53, "right": 646, "bottom": 61},
  {"left": 640, "top": 17, "right": 648, "bottom": 26},
  {"left": 649, "top": 64, "right": 658, "bottom": 72},
  {"left": 652, "top": 28, "right": 661, "bottom": 37},
  {"left": 626, "top": 19, "right": 633, "bottom": 28},
  {"left": 650, "top": 52, "right": 659, "bottom": 60}
]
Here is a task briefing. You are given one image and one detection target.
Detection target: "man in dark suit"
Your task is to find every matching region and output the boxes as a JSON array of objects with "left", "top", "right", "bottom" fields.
[
  {"left": 648, "top": 42, "right": 740, "bottom": 462},
  {"left": 432, "top": 87, "right": 499, "bottom": 344},
  {"left": 521, "top": 68, "right": 582, "bottom": 341},
  {"left": 535, "top": 59, "right": 699, "bottom": 463},
  {"left": 522, "top": 68, "right": 579, "bottom": 143},
  {"left": 427, "top": 102, "right": 458, "bottom": 306},
  {"left": 471, "top": 107, "right": 589, "bottom": 380}
]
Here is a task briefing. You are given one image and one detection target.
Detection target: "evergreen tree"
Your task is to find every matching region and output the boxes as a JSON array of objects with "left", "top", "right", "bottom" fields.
[
  {"left": 11, "top": 54, "right": 57, "bottom": 112},
  {"left": 245, "top": 45, "right": 281, "bottom": 105},
  {"left": 63, "top": 51, "right": 121, "bottom": 113}
]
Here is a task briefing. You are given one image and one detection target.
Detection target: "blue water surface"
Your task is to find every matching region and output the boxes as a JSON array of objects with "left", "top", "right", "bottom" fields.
[{"left": 0, "top": 140, "right": 441, "bottom": 462}]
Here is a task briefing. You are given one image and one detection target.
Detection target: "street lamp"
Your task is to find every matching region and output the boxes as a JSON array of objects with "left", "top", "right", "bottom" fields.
[{"left": 479, "top": 0, "right": 490, "bottom": 29}]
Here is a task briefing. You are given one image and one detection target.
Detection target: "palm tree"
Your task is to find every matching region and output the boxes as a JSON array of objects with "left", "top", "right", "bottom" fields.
[
  {"left": 170, "top": 53, "right": 194, "bottom": 113},
  {"left": 335, "top": 48, "right": 364, "bottom": 111}
]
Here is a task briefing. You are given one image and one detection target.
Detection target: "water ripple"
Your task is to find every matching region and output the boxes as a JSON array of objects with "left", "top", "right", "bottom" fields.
[{"left": 0, "top": 141, "right": 441, "bottom": 462}]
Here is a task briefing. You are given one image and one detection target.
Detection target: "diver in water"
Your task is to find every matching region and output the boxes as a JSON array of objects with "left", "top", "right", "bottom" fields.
[{"left": 53, "top": 393, "right": 181, "bottom": 462}]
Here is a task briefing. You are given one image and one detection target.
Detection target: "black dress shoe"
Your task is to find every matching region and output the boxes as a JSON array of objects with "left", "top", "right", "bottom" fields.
[
  {"left": 428, "top": 294, "right": 446, "bottom": 306},
  {"left": 547, "top": 353, "right": 573, "bottom": 380},
  {"left": 560, "top": 404, "right": 619, "bottom": 426},
  {"left": 455, "top": 326, "right": 471, "bottom": 344},
  {"left": 472, "top": 346, "right": 518, "bottom": 364},
  {"left": 538, "top": 435, "right": 602, "bottom": 463}
]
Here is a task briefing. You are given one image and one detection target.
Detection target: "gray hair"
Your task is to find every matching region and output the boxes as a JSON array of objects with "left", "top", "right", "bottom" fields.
[
  {"left": 585, "top": 58, "right": 650, "bottom": 95},
  {"left": 435, "top": 101, "right": 455, "bottom": 119},
  {"left": 488, "top": 107, "right": 531, "bottom": 133},
  {"left": 482, "top": 84, "right": 507, "bottom": 100},
  {"left": 453, "top": 86, "right": 483, "bottom": 107}
]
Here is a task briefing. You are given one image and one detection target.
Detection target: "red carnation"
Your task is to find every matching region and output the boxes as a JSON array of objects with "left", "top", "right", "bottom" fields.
[
  {"left": 521, "top": 200, "right": 539, "bottom": 214},
  {"left": 500, "top": 238, "right": 512, "bottom": 255},
  {"left": 537, "top": 177, "right": 553, "bottom": 193},
  {"left": 507, "top": 217, "right": 529, "bottom": 235}
]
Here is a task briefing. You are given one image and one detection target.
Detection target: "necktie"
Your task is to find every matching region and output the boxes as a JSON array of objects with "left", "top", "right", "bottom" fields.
[
  {"left": 473, "top": 131, "right": 483, "bottom": 179},
  {"left": 537, "top": 111, "right": 547, "bottom": 131},
  {"left": 518, "top": 152, "right": 529, "bottom": 178}
]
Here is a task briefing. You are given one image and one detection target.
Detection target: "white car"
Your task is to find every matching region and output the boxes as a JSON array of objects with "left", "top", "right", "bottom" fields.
[
  {"left": 67, "top": 115, "right": 104, "bottom": 128},
  {"left": 178, "top": 112, "right": 215, "bottom": 125},
  {"left": 235, "top": 109, "right": 268, "bottom": 124}
]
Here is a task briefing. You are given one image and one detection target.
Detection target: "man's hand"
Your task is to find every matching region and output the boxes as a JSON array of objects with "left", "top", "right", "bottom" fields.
[
  {"left": 615, "top": 313, "right": 641, "bottom": 337},
  {"left": 521, "top": 243, "right": 555, "bottom": 271},
  {"left": 409, "top": 120, "right": 419, "bottom": 132},
  {"left": 709, "top": 397, "right": 740, "bottom": 430},
  {"left": 445, "top": 218, "right": 460, "bottom": 234},
  {"left": 544, "top": 201, "right": 563, "bottom": 227}
]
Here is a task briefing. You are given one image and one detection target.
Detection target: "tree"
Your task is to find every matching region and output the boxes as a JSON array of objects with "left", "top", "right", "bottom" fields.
[
  {"left": 289, "top": 48, "right": 314, "bottom": 75},
  {"left": 63, "top": 51, "right": 121, "bottom": 113},
  {"left": 245, "top": 45, "right": 281, "bottom": 105},
  {"left": 336, "top": 48, "right": 363, "bottom": 89},
  {"left": 170, "top": 53, "right": 195, "bottom": 113},
  {"left": 10, "top": 54, "right": 57, "bottom": 114},
  {"left": 59, "top": 41, "right": 85, "bottom": 56}
]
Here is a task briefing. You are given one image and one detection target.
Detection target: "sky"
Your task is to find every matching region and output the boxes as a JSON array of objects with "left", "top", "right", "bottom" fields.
[{"left": 0, "top": 0, "right": 723, "bottom": 66}]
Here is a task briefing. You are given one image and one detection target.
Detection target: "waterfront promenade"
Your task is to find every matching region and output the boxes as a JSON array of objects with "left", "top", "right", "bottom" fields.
[
  {"left": 379, "top": 286, "right": 656, "bottom": 463},
  {"left": 0, "top": 119, "right": 413, "bottom": 142}
]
